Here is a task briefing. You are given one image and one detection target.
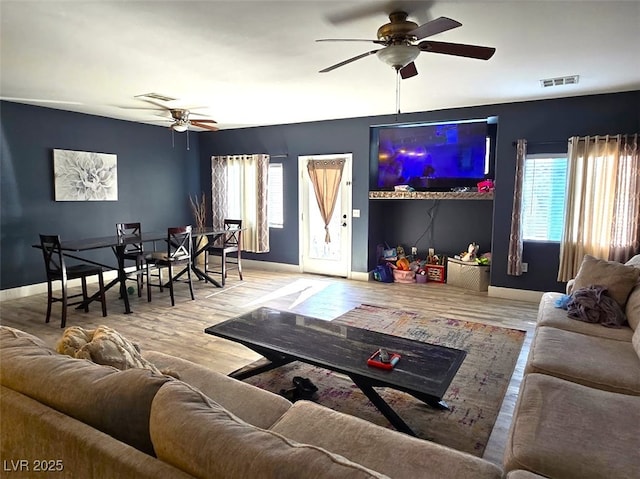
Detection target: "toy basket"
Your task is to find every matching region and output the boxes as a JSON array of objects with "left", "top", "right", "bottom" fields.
[
  {"left": 415, "top": 273, "right": 428, "bottom": 283},
  {"left": 392, "top": 269, "right": 416, "bottom": 283}
]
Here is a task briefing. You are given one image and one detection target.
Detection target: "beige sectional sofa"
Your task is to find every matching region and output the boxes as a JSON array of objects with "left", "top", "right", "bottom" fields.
[
  {"left": 0, "top": 325, "right": 502, "bottom": 479},
  {"left": 504, "top": 255, "right": 640, "bottom": 479}
]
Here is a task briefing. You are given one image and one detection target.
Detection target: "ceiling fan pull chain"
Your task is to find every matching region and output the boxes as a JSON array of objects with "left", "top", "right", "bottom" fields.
[
  {"left": 171, "top": 128, "right": 175, "bottom": 148},
  {"left": 186, "top": 128, "right": 190, "bottom": 151}
]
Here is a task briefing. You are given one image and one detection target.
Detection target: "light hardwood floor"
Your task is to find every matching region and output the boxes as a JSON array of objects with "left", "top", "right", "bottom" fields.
[{"left": 0, "top": 268, "right": 539, "bottom": 466}]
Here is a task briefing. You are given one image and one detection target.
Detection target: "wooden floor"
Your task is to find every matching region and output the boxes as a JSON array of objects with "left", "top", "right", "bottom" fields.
[{"left": 0, "top": 268, "right": 539, "bottom": 466}]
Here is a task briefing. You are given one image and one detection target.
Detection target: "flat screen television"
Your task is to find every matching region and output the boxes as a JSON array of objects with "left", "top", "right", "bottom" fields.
[{"left": 370, "top": 119, "right": 496, "bottom": 191}]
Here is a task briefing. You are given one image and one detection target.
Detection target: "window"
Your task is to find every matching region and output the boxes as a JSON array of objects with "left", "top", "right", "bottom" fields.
[
  {"left": 267, "top": 163, "right": 283, "bottom": 228},
  {"left": 521, "top": 154, "right": 567, "bottom": 242},
  {"left": 225, "top": 161, "right": 244, "bottom": 220}
]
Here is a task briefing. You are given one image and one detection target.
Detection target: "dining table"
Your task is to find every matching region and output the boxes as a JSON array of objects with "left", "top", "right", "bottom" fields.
[{"left": 33, "top": 227, "right": 227, "bottom": 314}]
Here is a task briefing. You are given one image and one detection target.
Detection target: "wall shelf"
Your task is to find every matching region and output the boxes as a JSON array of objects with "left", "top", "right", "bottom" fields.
[{"left": 369, "top": 191, "right": 494, "bottom": 200}]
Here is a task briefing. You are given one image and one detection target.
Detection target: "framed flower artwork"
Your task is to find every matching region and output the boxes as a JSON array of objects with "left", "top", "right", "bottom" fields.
[{"left": 53, "top": 149, "right": 118, "bottom": 201}]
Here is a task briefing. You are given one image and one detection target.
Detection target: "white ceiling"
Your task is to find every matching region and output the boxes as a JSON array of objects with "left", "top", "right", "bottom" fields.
[{"left": 1, "top": 0, "right": 639, "bottom": 131}]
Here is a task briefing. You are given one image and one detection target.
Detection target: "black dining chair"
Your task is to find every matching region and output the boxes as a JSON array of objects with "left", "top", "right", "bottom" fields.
[
  {"left": 116, "top": 222, "right": 144, "bottom": 297},
  {"left": 144, "top": 226, "right": 195, "bottom": 306},
  {"left": 39, "top": 234, "right": 107, "bottom": 328},
  {"left": 205, "top": 219, "right": 243, "bottom": 286}
]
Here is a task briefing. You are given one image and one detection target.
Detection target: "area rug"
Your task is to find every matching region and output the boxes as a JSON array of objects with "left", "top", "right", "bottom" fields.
[{"left": 244, "top": 304, "right": 526, "bottom": 456}]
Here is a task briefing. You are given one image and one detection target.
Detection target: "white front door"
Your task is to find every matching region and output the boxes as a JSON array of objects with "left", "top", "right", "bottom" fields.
[{"left": 299, "top": 154, "right": 352, "bottom": 277}]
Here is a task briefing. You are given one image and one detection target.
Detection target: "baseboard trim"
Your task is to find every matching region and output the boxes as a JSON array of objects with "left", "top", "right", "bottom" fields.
[
  {"left": 240, "top": 259, "right": 301, "bottom": 273},
  {"left": 241, "top": 259, "right": 370, "bottom": 281},
  {"left": 3, "top": 264, "right": 540, "bottom": 301},
  {"left": 488, "top": 286, "right": 543, "bottom": 303},
  {"left": 0, "top": 270, "right": 122, "bottom": 302}
]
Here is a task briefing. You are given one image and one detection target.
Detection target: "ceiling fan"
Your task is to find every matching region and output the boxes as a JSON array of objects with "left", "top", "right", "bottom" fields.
[
  {"left": 134, "top": 94, "right": 218, "bottom": 132},
  {"left": 317, "top": 11, "right": 496, "bottom": 79},
  {"left": 163, "top": 108, "right": 218, "bottom": 132}
]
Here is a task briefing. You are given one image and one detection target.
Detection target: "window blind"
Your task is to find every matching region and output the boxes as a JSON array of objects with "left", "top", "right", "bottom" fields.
[{"left": 521, "top": 156, "right": 568, "bottom": 241}]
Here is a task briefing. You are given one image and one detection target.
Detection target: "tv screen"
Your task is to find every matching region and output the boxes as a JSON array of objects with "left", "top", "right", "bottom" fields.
[{"left": 373, "top": 120, "right": 492, "bottom": 191}]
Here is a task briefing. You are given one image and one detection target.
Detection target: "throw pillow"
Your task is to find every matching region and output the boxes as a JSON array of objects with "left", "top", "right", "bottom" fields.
[{"left": 572, "top": 255, "right": 640, "bottom": 308}]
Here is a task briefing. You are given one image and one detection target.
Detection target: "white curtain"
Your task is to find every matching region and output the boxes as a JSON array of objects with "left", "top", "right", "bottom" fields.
[
  {"left": 558, "top": 134, "right": 639, "bottom": 281},
  {"left": 211, "top": 154, "right": 269, "bottom": 253}
]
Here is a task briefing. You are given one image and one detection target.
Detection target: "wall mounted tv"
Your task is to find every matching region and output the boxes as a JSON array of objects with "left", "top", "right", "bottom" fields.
[{"left": 370, "top": 118, "right": 496, "bottom": 192}]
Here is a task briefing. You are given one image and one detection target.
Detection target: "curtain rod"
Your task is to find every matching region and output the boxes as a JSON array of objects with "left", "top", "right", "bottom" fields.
[{"left": 270, "top": 154, "right": 288, "bottom": 158}]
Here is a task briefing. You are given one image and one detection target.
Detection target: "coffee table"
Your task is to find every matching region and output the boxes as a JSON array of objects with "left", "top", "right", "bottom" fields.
[{"left": 205, "top": 307, "right": 466, "bottom": 436}]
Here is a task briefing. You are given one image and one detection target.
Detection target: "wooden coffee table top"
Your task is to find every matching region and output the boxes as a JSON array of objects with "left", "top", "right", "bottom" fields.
[{"left": 205, "top": 307, "right": 466, "bottom": 400}]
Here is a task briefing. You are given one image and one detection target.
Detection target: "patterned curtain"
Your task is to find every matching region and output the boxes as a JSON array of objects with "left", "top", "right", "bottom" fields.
[
  {"left": 211, "top": 157, "right": 227, "bottom": 230},
  {"left": 307, "top": 158, "right": 345, "bottom": 243},
  {"left": 507, "top": 139, "right": 527, "bottom": 276},
  {"left": 558, "top": 134, "right": 639, "bottom": 280},
  {"left": 211, "top": 154, "right": 269, "bottom": 253}
]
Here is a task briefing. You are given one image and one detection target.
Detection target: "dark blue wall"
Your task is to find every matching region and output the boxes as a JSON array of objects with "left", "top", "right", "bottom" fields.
[
  {"left": 1, "top": 102, "right": 200, "bottom": 289},
  {"left": 2, "top": 91, "right": 639, "bottom": 292},
  {"left": 199, "top": 91, "right": 639, "bottom": 293}
]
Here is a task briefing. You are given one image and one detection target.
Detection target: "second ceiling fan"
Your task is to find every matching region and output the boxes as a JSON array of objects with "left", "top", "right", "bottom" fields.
[
  {"left": 134, "top": 94, "right": 218, "bottom": 132},
  {"left": 317, "top": 11, "right": 496, "bottom": 79}
]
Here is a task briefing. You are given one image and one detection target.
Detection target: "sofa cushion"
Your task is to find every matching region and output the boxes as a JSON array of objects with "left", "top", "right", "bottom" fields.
[
  {"left": 525, "top": 326, "right": 640, "bottom": 395},
  {"left": 537, "top": 293, "right": 633, "bottom": 341},
  {"left": 504, "top": 373, "right": 640, "bottom": 479},
  {"left": 505, "top": 471, "right": 549, "bottom": 479},
  {"left": 270, "top": 400, "right": 502, "bottom": 479},
  {"left": 1, "top": 385, "right": 194, "bottom": 479},
  {"left": 625, "top": 253, "right": 640, "bottom": 267},
  {"left": 0, "top": 327, "right": 171, "bottom": 456},
  {"left": 625, "top": 285, "right": 640, "bottom": 330},
  {"left": 149, "top": 380, "right": 388, "bottom": 479},
  {"left": 633, "top": 327, "right": 640, "bottom": 360},
  {"left": 0, "top": 325, "right": 55, "bottom": 351},
  {"left": 143, "top": 350, "right": 291, "bottom": 429},
  {"left": 572, "top": 254, "right": 640, "bottom": 308}
]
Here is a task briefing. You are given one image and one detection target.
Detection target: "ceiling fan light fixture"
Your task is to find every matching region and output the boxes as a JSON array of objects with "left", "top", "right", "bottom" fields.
[
  {"left": 172, "top": 123, "right": 188, "bottom": 132},
  {"left": 376, "top": 44, "right": 420, "bottom": 69}
]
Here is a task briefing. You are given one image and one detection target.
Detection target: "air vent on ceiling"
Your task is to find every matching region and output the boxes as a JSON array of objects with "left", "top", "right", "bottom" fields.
[
  {"left": 540, "top": 75, "right": 580, "bottom": 88},
  {"left": 134, "top": 92, "right": 177, "bottom": 102}
]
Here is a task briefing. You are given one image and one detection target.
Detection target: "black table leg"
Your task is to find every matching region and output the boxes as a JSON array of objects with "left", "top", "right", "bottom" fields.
[
  {"left": 228, "top": 355, "right": 295, "bottom": 380},
  {"left": 408, "top": 391, "right": 450, "bottom": 410},
  {"left": 114, "top": 245, "right": 132, "bottom": 314},
  {"left": 349, "top": 375, "right": 417, "bottom": 436}
]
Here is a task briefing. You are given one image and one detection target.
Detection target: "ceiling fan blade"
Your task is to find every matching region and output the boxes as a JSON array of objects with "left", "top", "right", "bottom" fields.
[
  {"left": 316, "top": 38, "right": 386, "bottom": 44},
  {"left": 190, "top": 119, "right": 217, "bottom": 124},
  {"left": 418, "top": 40, "right": 496, "bottom": 60},
  {"left": 399, "top": 61, "right": 418, "bottom": 79},
  {"left": 190, "top": 120, "right": 219, "bottom": 131},
  {"left": 319, "top": 49, "right": 380, "bottom": 73},
  {"left": 408, "top": 16, "right": 461, "bottom": 40}
]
